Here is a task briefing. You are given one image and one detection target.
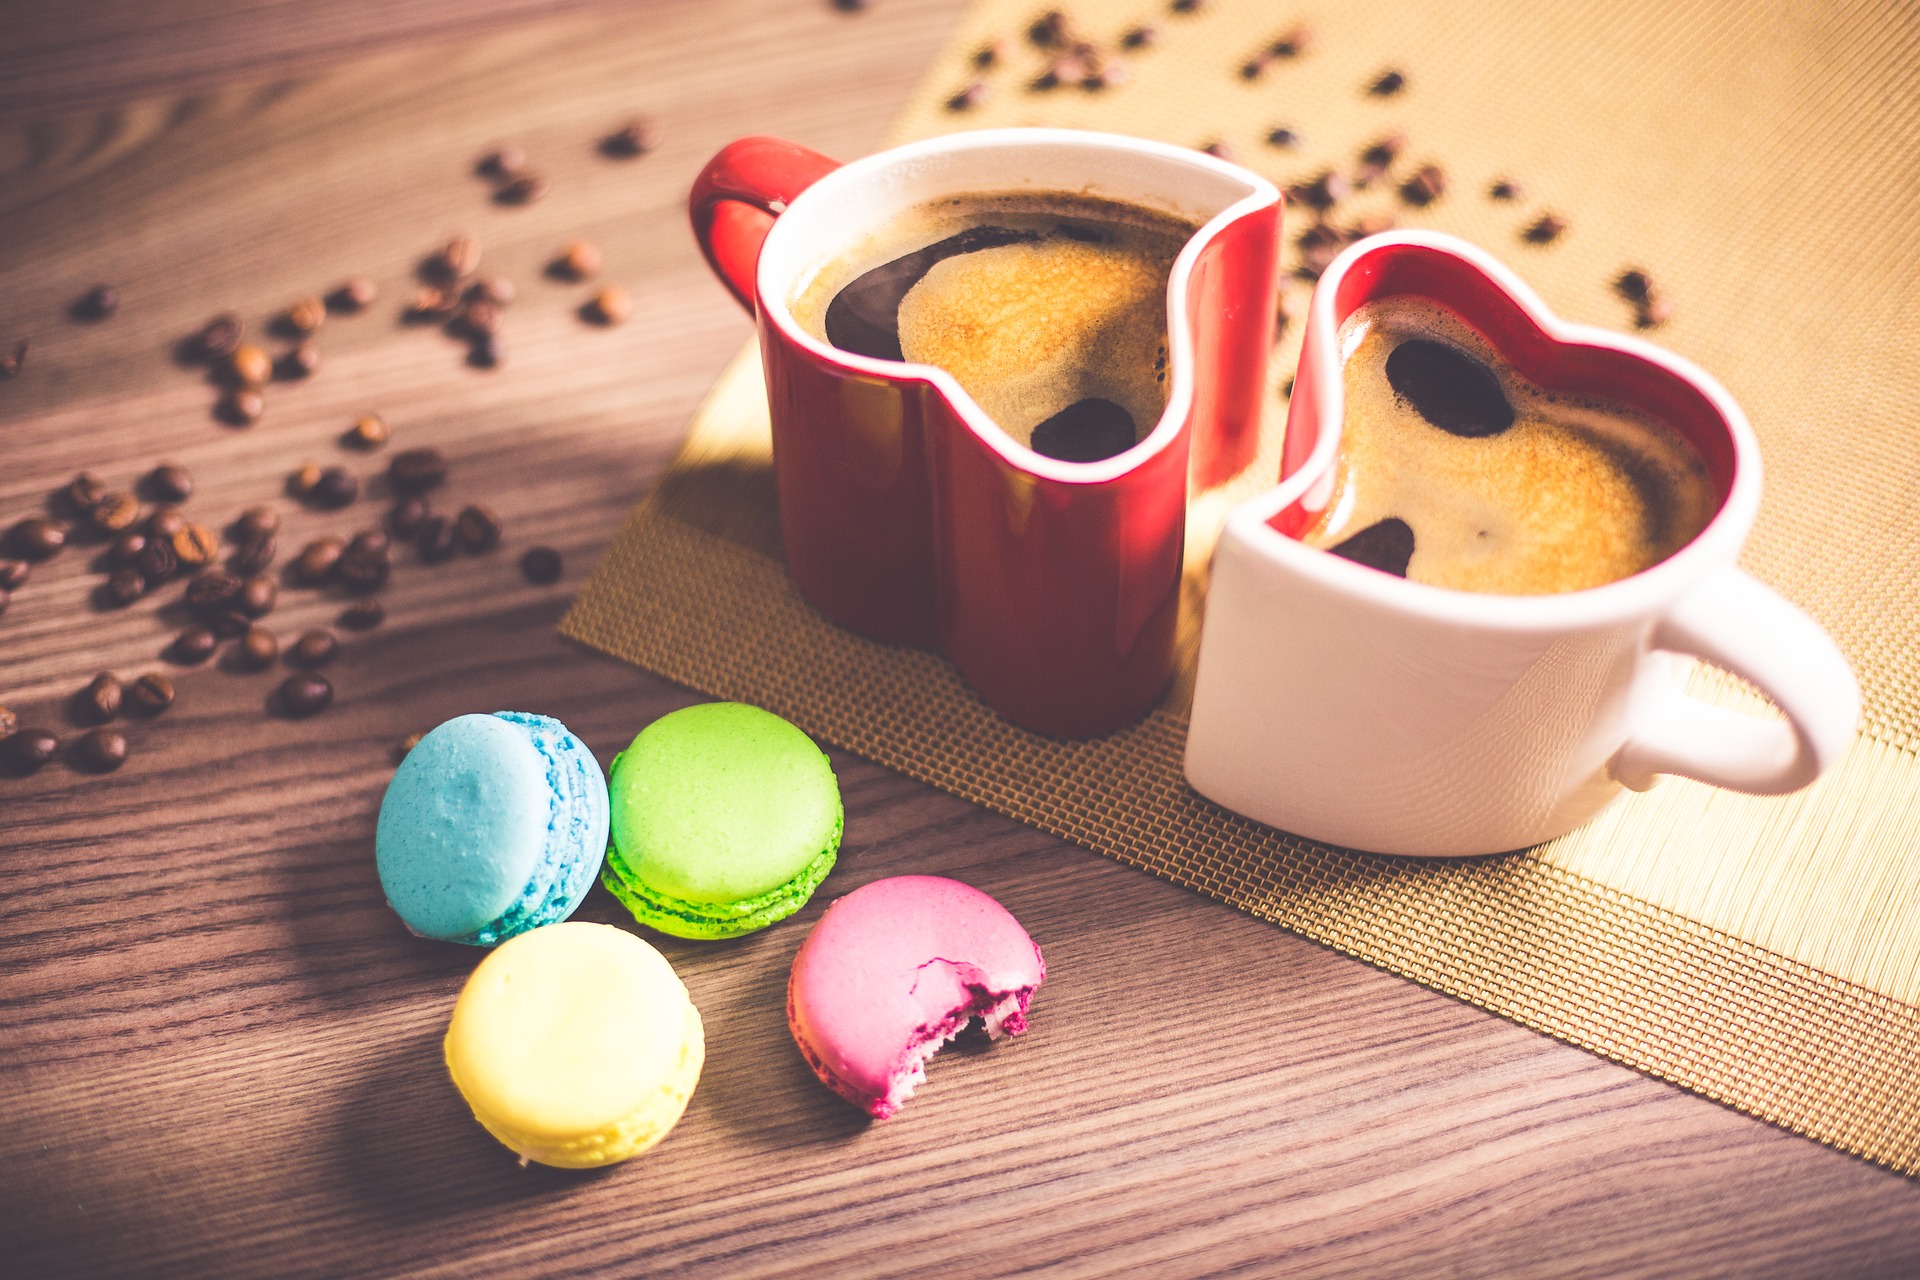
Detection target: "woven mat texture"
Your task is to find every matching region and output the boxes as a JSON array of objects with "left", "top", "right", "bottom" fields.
[{"left": 564, "top": 0, "right": 1920, "bottom": 1173}]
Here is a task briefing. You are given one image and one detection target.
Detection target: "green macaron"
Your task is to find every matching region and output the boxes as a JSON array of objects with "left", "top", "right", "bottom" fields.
[{"left": 602, "top": 702, "right": 842, "bottom": 940}]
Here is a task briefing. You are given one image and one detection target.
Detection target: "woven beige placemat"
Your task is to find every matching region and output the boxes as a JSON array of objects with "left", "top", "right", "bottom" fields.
[{"left": 565, "top": 0, "right": 1920, "bottom": 1173}]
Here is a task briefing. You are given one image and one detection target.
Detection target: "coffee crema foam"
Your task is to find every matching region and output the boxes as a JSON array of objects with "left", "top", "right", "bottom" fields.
[
  {"left": 1304, "top": 298, "right": 1718, "bottom": 596},
  {"left": 790, "top": 192, "right": 1196, "bottom": 462}
]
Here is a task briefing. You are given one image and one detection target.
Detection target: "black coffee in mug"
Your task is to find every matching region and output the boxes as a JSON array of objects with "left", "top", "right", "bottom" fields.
[{"left": 791, "top": 192, "right": 1197, "bottom": 463}]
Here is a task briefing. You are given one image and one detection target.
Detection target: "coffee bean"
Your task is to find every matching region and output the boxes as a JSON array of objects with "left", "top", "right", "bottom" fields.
[
  {"left": 1170, "top": 0, "right": 1206, "bottom": 11},
  {"left": 221, "top": 388, "right": 265, "bottom": 425},
  {"left": 388, "top": 448, "right": 449, "bottom": 494},
  {"left": 234, "top": 506, "right": 279, "bottom": 540},
  {"left": 309, "top": 466, "right": 359, "bottom": 510},
  {"left": 329, "top": 278, "right": 378, "bottom": 312},
  {"left": 454, "top": 505, "right": 501, "bottom": 553},
  {"left": 946, "top": 81, "right": 990, "bottom": 111},
  {"left": 236, "top": 625, "right": 279, "bottom": 669},
  {"left": 1385, "top": 339, "right": 1514, "bottom": 437},
  {"left": 73, "top": 728, "right": 128, "bottom": 773},
  {"left": 340, "top": 599, "right": 386, "bottom": 630},
  {"left": 554, "top": 240, "right": 602, "bottom": 281},
  {"left": 276, "top": 342, "right": 321, "bottom": 380},
  {"left": 65, "top": 471, "right": 109, "bottom": 513},
  {"left": 79, "top": 672, "right": 122, "bottom": 723},
  {"left": 0, "top": 340, "right": 25, "bottom": 379},
  {"left": 1270, "top": 24, "right": 1312, "bottom": 56},
  {"left": 186, "top": 569, "right": 242, "bottom": 613},
  {"left": 75, "top": 284, "right": 119, "bottom": 321},
  {"left": 105, "top": 567, "right": 146, "bottom": 606},
  {"left": 1291, "top": 170, "right": 1350, "bottom": 211},
  {"left": 1369, "top": 68, "right": 1407, "bottom": 96},
  {"left": 1637, "top": 295, "right": 1675, "bottom": 329},
  {"left": 197, "top": 313, "right": 244, "bottom": 360},
  {"left": 1489, "top": 177, "right": 1523, "bottom": 202},
  {"left": 146, "top": 506, "right": 185, "bottom": 540},
  {"left": 467, "top": 335, "right": 505, "bottom": 369},
  {"left": 239, "top": 575, "right": 277, "bottom": 617},
  {"left": 1084, "top": 56, "right": 1130, "bottom": 90},
  {"left": 171, "top": 626, "right": 218, "bottom": 664},
  {"left": 407, "top": 286, "right": 461, "bottom": 321},
  {"left": 416, "top": 516, "right": 456, "bottom": 563},
  {"left": 294, "top": 536, "right": 345, "bottom": 585},
  {"left": 457, "top": 300, "right": 503, "bottom": 338},
  {"left": 520, "top": 546, "right": 563, "bottom": 585},
  {"left": 10, "top": 517, "right": 67, "bottom": 561},
  {"left": 389, "top": 495, "right": 431, "bottom": 537},
  {"left": 0, "top": 558, "right": 28, "bottom": 589},
  {"left": 0, "top": 705, "right": 14, "bottom": 738},
  {"left": 229, "top": 343, "right": 273, "bottom": 387},
  {"left": 337, "top": 542, "right": 391, "bottom": 594},
  {"left": 1198, "top": 140, "right": 1236, "bottom": 162},
  {"left": 171, "top": 523, "right": 220, "bottom": 567},
  {"left": 466, "top": 276, "right": 516, "bottom": 308},
  {"left": 1355, "top": 133, "right": 1406, "bottom": 188},
  {"left": 284, "top": 295, "right": 326, "bottom": 335},
  {"left": 478, "top": 144, "right": 526, "bottom": 179},
  {"left": 144, "top": 463, "right": 194, "bottom": 503},
  {"left": 1266, "top": 125, "right": 1300, "bottom": 149},
  {"left": 1028, "top": 10, "right": 1068, "bottom": 45},
  {"left": 106, "top": 532, "right": 146, "bottom": 568},
  {"left": 289, "top": 628, "right": 339, "bottom": 668},
  {"left": 4, "top": 728, "right": 58, "bottom": 774},
  {"left": 229, "top": 533, "right": 276, "bottom": 576},
  {"left": 286, "top": 463, "right": 321, "bottom": 501},
  {"left": 1398, "top": 163, "right": 1447, "bottom": 206},
  {"left": 1239, "top": 52, "right": 1271, "bottom": 80},
  {"left": 134, "top": 537, "right": 178, "bottom": 584},
  {"left": 1614, "top": 269, "right": 1654, "bottom": 303},
  {"left": 438, "top": 235, "right": 482, "bottom": 280},
  {"left": 127, "top": 673, "right": 174, "bottom": 716},
  {"left": 278, "top": 673, "right": 333, "bottom": 718},
  {"left": 1524, "top": 213, "right": 1567, "bottom": 244},
  {"left": 587, "top": 286, "right": 633, "bottom": 325},
  {"left": 347, "top": 529, "right": 390, "bottom": 557},
  {"left": 1328, "top": 517, "right": 1416, "bottom": 577},
  {"left": 601, "top": 118, "right": 660, "bottom": 158},
  {"left": 90, "top": 492, "right": 141, "bottom": 534}
]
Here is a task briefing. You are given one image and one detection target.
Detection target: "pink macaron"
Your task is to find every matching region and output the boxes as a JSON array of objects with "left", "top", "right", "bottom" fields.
[{"left": 786, "top": 875, "right": 1045, "bottom": 1119}]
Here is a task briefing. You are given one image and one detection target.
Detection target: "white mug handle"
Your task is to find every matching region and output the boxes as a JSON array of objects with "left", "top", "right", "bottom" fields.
[{"left": 1612, "top": 566, "right": 1859, "bottom": 794}]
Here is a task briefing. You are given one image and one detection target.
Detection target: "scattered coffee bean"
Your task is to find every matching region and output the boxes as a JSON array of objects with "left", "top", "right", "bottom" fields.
[
  {"left": 1400, "top": 163, "right": 1448, "bottom": 206},
  {"left": 416, "top": 516, "right": 456, "bottom": 563},
  {"left": 229, "top": 343, "right": 273, "bottom": 387},
  {"left": 349, "top": 529, "right": 390, "bottom": 557},
  {"left": 276, "top": 342, "right": 321, "bottom": 380},
  {"left": 467, "top": 334, "right": 505, "bottom": 369},
  {"left": 478, "top": 143, "right": 527, "bottom": 180},
  {"left": 1291, "top": 170, "right": 1350, "bottom": 211},
  {"left": 1084, "top": 56, "right": 1130, "bottom": 90},
  {"left": 337, "top": 540, "right": 391, "bottom": 593},
  {"left": 197, "top": 313, "right": 244, "bottom": 360},
  {"left": 1170, "top": 0, "right": 1205, "bottom": 12},
  {"left": 108, "top": 532, "right": 147, "bottom": 568},
  {"left": 236, "top": 625, "right": 279, "bottom": 669},
  {"left": 520, "top": 546, "right": 563, "bottom": 584},
  {"left": 0, "top": 706, "right": 14, "bottom": 739},
  {"left": 340, "top": 599, "right": 386, "bottom": 630},
  {"left": 972, "top": 39, "right": 1005, "bottom": 68},
  {"left": 453, "top": 505, "right": 501, "bottom": 553},
  {"left": 127, "top": 673, "right": 174, "bottom": 716},
  {"left": 1270, "top": 25, "right": 1312, "bottom": 57},
  {"left": 496, "top": 174, "right": 548, "bottom": 205},
  {"left": 133, "top": 537, "right": 178, "bottom": 584},
  {"left": 171, "top": 626, "right": 218, "bottom": 664},
  {"left": 10, "top": 517, "right": 68, "bottom": 561},
  {"left": 89, "top": 492, "right": 142, "bottom": 534},
  {"left": 234, "top": 505, "right": 279, "bottom": 540},
  {"left": 1239, "top": 51, "right": 1272, "bottom": 80},
  {"left": 1355, "top": 133, "right": 1407, "bottom": 188},
  {"left": 388, "top": 448, "right": 449, "bottom": 494},
  {"left": 343, "top": 414, "right": 390, "bottom": 451},
  {"left": 65, "top": 471, "right": 109, "bottom": 513},
  {"left": 554, "top": 240, "right": 603, "bottom": 281},
  {"left": 171, "top": 523, "right": 220, "bottom": 567},
  {"left": 1029, "top": 10, "right": 1068, "bottom": 45},
  {"left": 1266, "top": 126, "right": 1300, "bottom": 149},
  {"left": 287, "top": 463, "right": 322, "bottom": 500},
  {"left": 289, "top": 628, "right": 339, "bottom": 668},
  {"left": 1489, "top": 177, "right": 1522, "bottom": 202},
  {"left": 1637, "top": 295, "right": 1675, "bottom": 329},
  {"left": 75, "top": 284, "right": 119, "bottom": 321},
  {"left": 1120, "top": 24, "right": 1157, "bottom": 48},
  {"left": 105, "top": 567, "right": 146, "bottom": 606},
  {"left": 229, "top": 533, "right": 276, "bottom": 576},
  {"left": 79, "top": 672, "right": 122, "bottom": 723},
  {"left": 278, "top": 673, "right": 333, "bottom": 718},
  {"left": 946, "top": 81, "right": 990, "bottom": 111},
  {"left": 310, "top": 466, "right": 359, "bottom": 510},
  {"left": 4, "top": 727, "right": 58, "bottom": 774},
  {"left": 466, "top": 276, "right": 516, "bottom": 308},
  {"left": 145, "top": 463, "right": 194, "bottom": 503},
  {"left": 457, "top": 300, "right": 503, "bottom": 338},
  {"left": 329, "top": 277, "right": 378, "bottom": 312},
  {"left": 601, "top": 118, "right": 660, "bottom": 158},
  {"left": 389, "top": 495, "right": 431, "bottom": 538},
  {"left": 1614, "top": 269, "right": 1653, "bottom": 303},
  {"left": 294, "top": 536, "right": 345, "bottom": 585},
  {"left": 1524, "top": 212, "right": 1567, "bottom": 244},
  {"left": 395, "top": 730, "right": 426, "bottom": 761},
  {"left": 73, "top": 728, "right": 128, "bottom": 773},
  {"left": 1200, "top": 140, "right": 1237, "bottom": 161},
  {"left": 284, "top": 296, "right": 327, "bottom": 335},
  {"left": 221, "top": 388, "right": 265, "bottom": 425},
  {"left": 186, "top": 569, "right": 242, "bottom": 613},
  {"left": 0, "top": 558, "right": 30, "bottom": 589},
  {"left": 210, "top": 606, "right": 253, "bottom": 638},
  {"left": 436, "top": 235, "right": 482, "bottom": 282},
  {"left": 587, "top": 286, "right": 634, "bottom": 325},
  {"left": 147, "top": 505, "right": 187, "bottom": 539},
  {"left": 0, "top": 340, "right": 27, "bottom": 378},
  {"left": 1369, "top": 68, "right": 1407, "bottom": 96},
  {"left": 239, "top": 575, "right": 278, "bottom": 617},
  {"left": 407, "top": 285, "right": 462, "bottom": 321}
]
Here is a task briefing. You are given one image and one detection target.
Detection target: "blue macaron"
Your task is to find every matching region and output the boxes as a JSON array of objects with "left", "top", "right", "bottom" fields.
[{"left": 375, "top": 711, "right": 609, "bottom": 946}]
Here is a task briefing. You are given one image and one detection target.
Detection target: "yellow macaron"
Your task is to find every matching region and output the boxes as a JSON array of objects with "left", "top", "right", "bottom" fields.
[{"left": 444, "top": 921, "right": 704, "bottom": 1168}]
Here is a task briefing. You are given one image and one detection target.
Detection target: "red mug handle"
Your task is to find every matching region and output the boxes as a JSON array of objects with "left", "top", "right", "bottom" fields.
[{"left": 690, "top": 136, "right": 843, "bottom": 312}]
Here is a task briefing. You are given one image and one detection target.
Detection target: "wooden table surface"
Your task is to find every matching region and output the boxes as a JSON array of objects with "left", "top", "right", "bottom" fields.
[{"left": 3, "top": 2, "right": 1916, "bottom": 1276}]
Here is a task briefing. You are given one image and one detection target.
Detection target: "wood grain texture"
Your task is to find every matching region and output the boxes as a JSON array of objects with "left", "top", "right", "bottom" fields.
[{"left": 0, "top": 2, "right": 1916, "bottom": 1277}]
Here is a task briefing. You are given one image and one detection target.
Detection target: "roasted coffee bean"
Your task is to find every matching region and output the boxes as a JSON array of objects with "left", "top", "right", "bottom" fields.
[
  {"left": 520, "top": 546, "right": 563, "bottom": 585},
  {"left": 1239, "top": 51, "right": 1271, "bottom": 80},
  {"left": 65, "top": 471, "right": 109, "bottom": 513},
  {"left": 134, "top": 537, "right": 178, "bottom": 584},
  {"left": 1028, "top": 10, "right": 1068, "bottom": 44},
  {"left": 946, "top": 81, "right": 990, "bottom": 111},
  {"left": 147, "top": 505, "right": 187, "bottom": 539},
  {"left": 1270, "top": 24, "right": 1312, "bottom": 56},
  {"left": 1197, "top": 140, "right": 1235, "bottom": 161},
  {"left": 4, "top": 728, "right": 58, "bottom": 774},
  {"left": 498, "top": 173, "right": 549, "bottom": 205},
  {"left": 457, "top": 300, "right": 502, "bottom": 338},
  {"left": 79, "top": 672, "right": 122, "bottom": 723},
  {"left": 1524, "top": 212, "right": 1567, "bottom": 244},
  {"left": 1637, "top": 295, "right": 1675, "bottom": 329},
  {"left": 467, "top": 335, "right": 505, "bottom": 369},
  {"left": 437, "top": 235, "right": 483, "bottom": 280},
  {"left": 105, "top": 567, "right": 147, "bottom": 606},
  {"left": 236, "top": 625, "right": 279, "bottom": 669},
  {"left": 284, "top": 295, "right": 326, "bottom": 335},
  {"left": 278, "top": 673, "right": 333, "bottom": 718},
  {"left": 1355, "top": 133, "right": 1406, "bottom": 188},
  {"left": 1489, "top": 177, "right": 1522, "bottom": 202},
  {"left": 209, "top": 606, "right": 253, "bottom": 637},
  {"left": 454, "top": 505, "right": 501, "bottom": 553},
  {"left": 554, "top": 240, "right": 602, "bottom": 281},
  {"left": 1170, "top": 0, "right": 1205, "bottom": 11},
  {"left": 289, "top": 628, "right": 339, "bottom": 668},
  {"left": 601, "top": 118, "right": 660, "bottom": 157},
  {"left": 0, "top": 705, "right": 14, "bottom": 738},
  {"left": 1385, "top": 339, "right": 1514, "bottom": 437},
  {"left": 1369, "top": 68, "right": 1407, "bottom": 96},
  {"left": 310, "top": 466, "right": 359, "bottom": 510},
  {"left": 10, "top": 517, "right": 68, "bottom": 561},
  {"left": 0, "top": 558, "right": 28, "bottom": 589},
  {"left": 229, "top": 343, "right": 273, "bottom": 387},
  {"left": 171, "top": 523, "right": 220, "bottom": 567},
  {"left": 144, "top": 463, "right": 194, "bottom": 503},
  {"left": 294, "top": 536, "right": 345, "bottom": 585},
  {"left": 1266, "top": 125, "right": 1300, "bottom": 149},
  {"left": 186, "top": 569, "right": 242, "bottom": 613},
  {"left": 416, "top": 516, "right": 456, "bottom": 563},
  {"left": 197, "top": 313, "right": 244, "bottom": 360},
  {"left": 108, "top": 532, "right": 147, "bottom": 568},
  {"left": 972, "top": 39, "right": 1004, "bottom": 68},
  {"left": 234, "top": 506, "right": 280, "bottom": 540},
  {"left": 0, "top": 340, "right": 25, "bottom": 378},
  {"left": 466, "top": 276, "right": 516, "bottom": 308},
  {"left": 1328, "top": 517, "right": 1416, "bottom": 577},
  {"left": 90, "top": 492, "right": 141, "bottom": 534},
  {"left": 127, "top": 673, "right": 174, "bottom": 716},
  {"left": 287, "top": 462, "right": 322, "bottom": 500},
  {"left": 388, "top": 495, "right": 431, "bottom": 537},
  {"left": 73, "top": 728, "right": 128, "bottom": 773},
  {"left": 1291, "top": 170, "right": 1350, "bottom": 211},
  {"left": 347, "top": 529, "right": 390, "bottom": 558},
  {"left": 407, "top": 285, "right": 461, "bottom": 321},
  {"left": 587, "top": 286, "right": 633, "bottom": 325},
  {"left": 239, "top": 575, "right": 277, "bottom": 617},
  {"left": 340, "top": 599, "right": 386, "bottom": 630},
  {"left": 337, "top": 543, "right": 391, "bottom": 594},
  {"left": 1121, "top": 24, "right": 1157, "bottom": 48},
  {"left": 1400, "top": 164, "right": 1448, "bottom": 206},
  {"left": 1614, "top": 269, "right": 1654, "bottom": 303},
  {"left": 388, "top": 448, "right": 449, "bottom": 494},
  {"left": 76, "top": 284, "right": 119, "bottom": 320},
  {"left": 478, "top": 143, "right": 526, "bottom": 179},
  {"left": 329, "top": 278, "right": 378, "bottom": 312},
  {"left": 171, "top": 626, "right": 218, "bottom": 664},
  {"left": 229, "top": 533, "right": 276, "bottom": 576},
  {"left": 276, "top": 342, "right": 321, "bottom": 380},
  {"left": 221, "top": 388, "right": 265, "bottom": 425}
]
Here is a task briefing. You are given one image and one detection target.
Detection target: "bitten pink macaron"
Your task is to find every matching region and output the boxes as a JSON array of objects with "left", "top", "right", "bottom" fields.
[{"left": 786, "top": 875, "right": 1045, "bottom": 1119}]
